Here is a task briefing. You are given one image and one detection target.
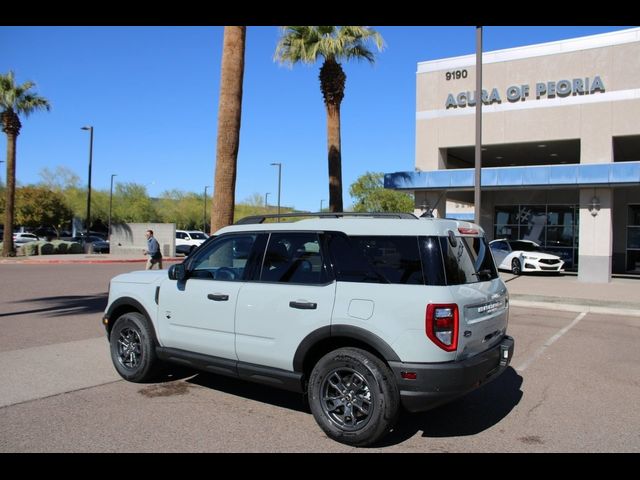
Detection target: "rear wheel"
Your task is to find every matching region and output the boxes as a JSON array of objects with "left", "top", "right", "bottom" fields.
[
  {"left": 308, "top": 347, "right": 399, "bottom": 447},
  {"left": 511, "top": 258, "right": 522, "bottom": 275},
  {"left": 110, "top": 312, "right": 161, "bottom": 382}
]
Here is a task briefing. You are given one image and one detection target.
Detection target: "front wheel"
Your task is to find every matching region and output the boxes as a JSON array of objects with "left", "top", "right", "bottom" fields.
[
  {"left": 308, "top": 347, "right": 399, "bottom": 447},
  {"left": 511, "top": 258, "right": 522, "bottom": 275},
  {"left": 110, "top": 312, "right": 161, "bottom": 382}
]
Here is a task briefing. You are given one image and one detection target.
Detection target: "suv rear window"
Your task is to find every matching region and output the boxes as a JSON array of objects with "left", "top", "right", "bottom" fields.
[
  {"left": 438, "top": 235, "right": 498, "bottom": 284},
  {"left": 328, "top": 233, "right": 497, "bottom": 286}
]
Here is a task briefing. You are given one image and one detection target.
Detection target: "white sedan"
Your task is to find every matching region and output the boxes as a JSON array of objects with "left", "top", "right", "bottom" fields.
[{"left": 489, "top": 239, "right": 564, "bottom": 275}]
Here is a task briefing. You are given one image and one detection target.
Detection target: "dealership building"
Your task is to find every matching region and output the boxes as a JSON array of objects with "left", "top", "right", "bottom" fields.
[{"left": 385, "top": 27, "right": 640, "bottom": 283}]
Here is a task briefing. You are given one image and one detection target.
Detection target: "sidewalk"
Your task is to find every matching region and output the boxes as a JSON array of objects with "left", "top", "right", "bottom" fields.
[
  {"left": 2, "top": 253, "right": 639, "bottom": 317},
  {"left": 0, "top": 253, "right": 183, "bottom": 265},
  {"left": 502, "top": 272, "right": 640, "bottom": 317}
]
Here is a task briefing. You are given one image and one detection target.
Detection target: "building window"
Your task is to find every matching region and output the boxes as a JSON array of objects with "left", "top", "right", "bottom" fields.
[
  {"left": 494, "top": 204, "right": 579, "bottom": 270},
  {"left": 627, "top": 205, "right": 640, "bottom": 273}
]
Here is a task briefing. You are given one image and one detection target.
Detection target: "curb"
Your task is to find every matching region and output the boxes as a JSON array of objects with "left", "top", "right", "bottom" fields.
[
  {"left": 1, "top": 257, "right": 183, "bottom": 265},
  {"left": 510, "top": 299, "right": 640, "bottom": 317}
]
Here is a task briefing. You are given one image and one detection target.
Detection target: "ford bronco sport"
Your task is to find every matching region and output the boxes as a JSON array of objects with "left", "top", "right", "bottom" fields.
[{"left": 103, "top": 213, "right": 514, "bottom": 446}]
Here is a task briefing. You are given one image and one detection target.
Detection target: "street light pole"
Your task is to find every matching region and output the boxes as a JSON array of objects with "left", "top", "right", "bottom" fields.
[
  {"left": 474, "top": 26, "right": 483, "bottom": 226},
  {"left": 81, "top": 126, "right": 94, "bottom": 236},
  {"left": 265, "top": 192, "right": 270, "bottom": 209},
  {"left": 108, "top": 174, "right": 117, "bottom": 243},
  {"left": 320, "top": 199, "right": 326, "bottom": 212},
  {"left": 270, "top": 163, "right": 282, "bottom": 222},
  {"left": 203, "top": 185, "right": 212, "bottom": 233}
]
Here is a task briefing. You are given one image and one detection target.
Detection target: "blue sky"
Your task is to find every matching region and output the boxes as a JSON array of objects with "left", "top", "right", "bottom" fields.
[{"left": 0, "top": 26, "right": 633, "bottom": 212}]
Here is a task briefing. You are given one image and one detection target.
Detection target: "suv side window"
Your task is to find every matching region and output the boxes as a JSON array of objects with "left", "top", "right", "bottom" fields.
[
  {"left": 327, "top": 233, "right": 386, "bottom": 283},
  {"left": 260, "top": 232, "right": 327, "bottom": 284},
  {"left": 188, "top": 234, "right": 258, "bottom": 281},
  {"left": 328, "top": 234, "right": 424, "bottom": 285}
]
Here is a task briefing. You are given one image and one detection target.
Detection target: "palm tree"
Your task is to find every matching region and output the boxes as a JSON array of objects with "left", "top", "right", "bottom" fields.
[
  {"left": 275, "top": 26, "right": 384, "bottom": 212},
  {"left": 1, "top": 71, "right": 50, "bottom": 256},
  {"left": 211, "top": 26, "right": 246, "bottom": 234}
]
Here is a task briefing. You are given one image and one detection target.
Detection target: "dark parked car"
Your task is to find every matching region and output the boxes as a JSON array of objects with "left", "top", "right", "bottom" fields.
[{"left": 71, "top": 235, "right": 110, "bottom": 253}]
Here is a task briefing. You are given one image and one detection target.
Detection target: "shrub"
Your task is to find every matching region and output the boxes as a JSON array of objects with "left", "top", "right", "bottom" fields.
[
  {"left": 38, "top": 243, "right": 55, "bottom": 255},
  {"left": 68, "top": 242, "right": 83, "bottom": 254},
  {"left": 22, "top": 242, "right": 39, "bottom": 256},
  {"left": 51, "top": 240, "right": 68, "bottom": 254}
]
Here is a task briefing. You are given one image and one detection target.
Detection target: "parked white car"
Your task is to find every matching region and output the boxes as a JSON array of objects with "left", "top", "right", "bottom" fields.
[
  {"left": 13, "top": 232, "right": 39, "bottom": 245},
  {"left": 175, "top": 230, "right": 208, "bottom": 255},
  {"left": 489, "top": 239, "right": 564, "bottom": 275},
  {"left": 104, "top": 213, "right": 514, "bottom": 447}
]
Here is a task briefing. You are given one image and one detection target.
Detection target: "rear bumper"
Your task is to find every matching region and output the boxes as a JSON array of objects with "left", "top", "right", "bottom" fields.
[{"left": 389, "top": 336, "right": 514, "bottom": 413}]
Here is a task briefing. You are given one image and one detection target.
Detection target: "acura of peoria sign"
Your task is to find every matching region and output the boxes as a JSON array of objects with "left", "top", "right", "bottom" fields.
[{"left": 445, "top": 75, "right": 605, "bottom": 109}]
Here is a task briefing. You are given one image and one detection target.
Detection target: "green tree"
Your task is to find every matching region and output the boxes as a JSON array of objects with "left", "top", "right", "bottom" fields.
[
  {"left": 39, "top": 166, "right": 81, "bottom": 191},
  {"left": 15, "top": 186, "right": 73, "bottom": 233},
  {"left": 275, "top": 26, "right": 384, "bottom": 213},
  {"left": 211, "top": 26, "right": 246, "bottom": 234},
  {"left": 1, "top": 71, "right": 50, "bottom": 256},
  {"left": 112, "top": 183, "right": 157, "bottom": 222},
  {"left": 157, "top": 189, "right": 204, "bottom": 230},
  {"left": 349, "top": 172, "right": 414, "bottom": 213}
]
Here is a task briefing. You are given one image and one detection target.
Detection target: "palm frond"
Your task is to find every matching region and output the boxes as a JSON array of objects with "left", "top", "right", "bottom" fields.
[
  {"left": 0, "top": 70, "right": 50, "bottom": 116},
  {"left": 274, "top": 26, "right": 384, "bottom": 65}
]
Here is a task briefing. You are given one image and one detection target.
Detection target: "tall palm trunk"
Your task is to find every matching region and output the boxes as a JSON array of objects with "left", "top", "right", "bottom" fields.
[
  {"left": 320, "top": 58, "right": 346, "bottom": 212},
  {"left": 326, "top": 105, "right": 343, "bottom": 212},
  {"left": 2, "top": 110, "right": 20, "bottom": 256},
  {"left": 211, "top": 26, "right": 246, "bottom": 233}
]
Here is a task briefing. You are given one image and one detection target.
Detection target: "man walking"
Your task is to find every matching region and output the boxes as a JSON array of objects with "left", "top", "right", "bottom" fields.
[{"left": 143, "top": 229, "right": 163, "bottom": 270}]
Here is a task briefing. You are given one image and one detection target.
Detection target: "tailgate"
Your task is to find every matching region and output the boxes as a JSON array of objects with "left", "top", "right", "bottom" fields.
[{"left": 450, "top": 278, "right": 509, "bottom": 361}]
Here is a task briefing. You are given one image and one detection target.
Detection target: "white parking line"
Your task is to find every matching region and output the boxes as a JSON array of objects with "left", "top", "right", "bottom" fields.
[{"left": 516, "top": 311, "right": 587, "bottom": 372}]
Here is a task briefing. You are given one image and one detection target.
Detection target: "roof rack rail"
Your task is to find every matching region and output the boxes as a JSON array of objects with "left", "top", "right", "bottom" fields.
[{"left": 235, "top": 212, "right": 418, "bottom": 225}]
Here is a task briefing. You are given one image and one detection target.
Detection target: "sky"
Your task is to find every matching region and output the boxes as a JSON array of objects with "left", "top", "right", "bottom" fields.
[{"left": 0, "top": 26, "right": 634, "bottom": 212}]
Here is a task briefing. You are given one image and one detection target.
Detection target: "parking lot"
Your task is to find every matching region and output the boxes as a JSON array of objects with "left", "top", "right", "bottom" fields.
[{"left": 0, "top": 263, "right": 639, "bottom": 452}]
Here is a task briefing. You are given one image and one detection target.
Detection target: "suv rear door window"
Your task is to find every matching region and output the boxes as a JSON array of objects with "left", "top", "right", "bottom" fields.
[{"left": 260, "top": 232, "right": 327, "bottom": 284}]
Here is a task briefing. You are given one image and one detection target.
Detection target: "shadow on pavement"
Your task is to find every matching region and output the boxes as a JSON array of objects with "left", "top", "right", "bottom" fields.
[
  {"left": 182, "top": 366, "right": 522, "bottom": 448},
  {"left": 376, "top": 367, "right": 523, "bottom": 447},
  {"left": 0, "top": 294, "right": 108, "bottom": 318},
  {"left": 187, "top": 372, "right": 310, "bottom": 414}
]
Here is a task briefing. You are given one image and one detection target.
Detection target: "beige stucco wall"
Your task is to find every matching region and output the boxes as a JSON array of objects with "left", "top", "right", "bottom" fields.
[
  {"left": 416, "top": 39, "right": 640, "bottom": 171},
  {"left": 414, "top": 30, "right": 640, "bottom": 282}
]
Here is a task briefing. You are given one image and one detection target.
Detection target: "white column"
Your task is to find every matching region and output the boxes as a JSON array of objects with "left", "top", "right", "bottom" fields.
[{"left": 578, "top": 188, "right": 613, "bottom": 283}]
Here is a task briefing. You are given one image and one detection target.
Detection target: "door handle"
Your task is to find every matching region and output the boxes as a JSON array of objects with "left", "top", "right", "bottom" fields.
[
  {"left": 289, "top": 301, "right": 317, "bottom": 310},
  {"left": 207, "top": 293, "right": 229, "bottom": 301}
]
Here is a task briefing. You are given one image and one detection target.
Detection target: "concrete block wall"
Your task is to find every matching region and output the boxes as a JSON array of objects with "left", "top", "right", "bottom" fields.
[{"left": 110, "top": 223, "right": 176, "bottom": 256}]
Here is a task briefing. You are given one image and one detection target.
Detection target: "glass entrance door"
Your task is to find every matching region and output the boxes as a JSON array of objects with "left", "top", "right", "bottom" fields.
[{"left": 627, "top": 205, "right": 640, "bottom": 273}]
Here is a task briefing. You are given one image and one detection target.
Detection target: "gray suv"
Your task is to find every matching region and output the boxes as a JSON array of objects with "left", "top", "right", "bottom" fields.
[{"left": 103, "top": 213, "right": 514, "bottom": 446}]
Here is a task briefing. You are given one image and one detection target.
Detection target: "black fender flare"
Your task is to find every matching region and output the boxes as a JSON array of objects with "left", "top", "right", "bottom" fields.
[
  {"left": 292, "top": 324, "right": 401, "bottom": 373},
  {"left": 105, "top": 297, "right": 159, "bottom": 345}
]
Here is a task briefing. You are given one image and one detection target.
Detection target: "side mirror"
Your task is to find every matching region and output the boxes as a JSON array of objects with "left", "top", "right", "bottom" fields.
[{"left": 168, "top": 264, "right": 187, "bottom": 281}]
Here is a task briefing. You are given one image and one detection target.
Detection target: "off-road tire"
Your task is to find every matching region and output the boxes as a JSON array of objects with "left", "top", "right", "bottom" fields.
[
  {"left": 308, "top": 347, "right": 400, "bottom": 447},
  {"left": 110, "top": 312, "right": 161, "bottom": 383}
]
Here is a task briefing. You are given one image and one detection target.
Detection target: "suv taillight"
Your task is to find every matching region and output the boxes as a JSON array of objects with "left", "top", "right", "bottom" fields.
[{"left": 426, "top": 304, "right": 459, "bottom": 352}]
